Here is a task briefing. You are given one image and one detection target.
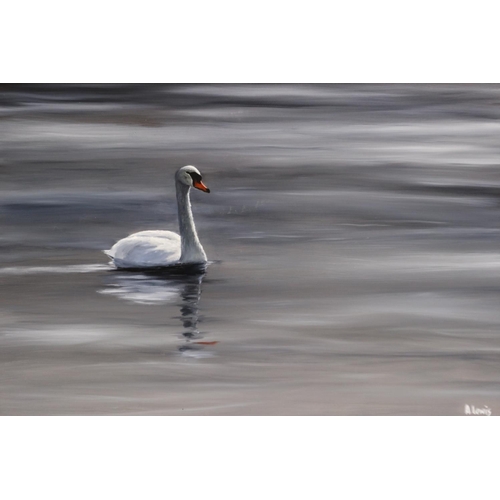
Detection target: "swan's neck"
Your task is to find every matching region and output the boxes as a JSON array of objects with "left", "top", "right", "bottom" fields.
[{"left": 176, "top": 182, "right": 207, "bottom": 263}]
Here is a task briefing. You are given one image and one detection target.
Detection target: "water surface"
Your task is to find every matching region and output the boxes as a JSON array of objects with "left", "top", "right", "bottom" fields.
[{"left": 1, "top": 84, "right": 499, "bottom": 415}]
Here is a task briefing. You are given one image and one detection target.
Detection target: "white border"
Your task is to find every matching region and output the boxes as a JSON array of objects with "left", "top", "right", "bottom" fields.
[
  {"left": 2, "top": 1, "right": 500, "bottom": 82},
  {"left": 2, "top": 417, "right": 498, "bottom": 499}
]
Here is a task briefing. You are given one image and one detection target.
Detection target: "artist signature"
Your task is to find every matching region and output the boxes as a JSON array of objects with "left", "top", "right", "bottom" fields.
[{"left": 464, "top": 404, "right": 492, "bottom": 416}]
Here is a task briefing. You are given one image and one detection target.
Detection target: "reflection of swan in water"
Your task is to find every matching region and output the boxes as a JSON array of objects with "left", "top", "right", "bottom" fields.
[
  {"left": 99, "top": 266, "right": 216, "bottom": 356},
  {"left": 177, "top": 273, "right": 203, "bottom": 340},
  {"left": 99, "top": 271, "right": 185, "bottom": 305}
]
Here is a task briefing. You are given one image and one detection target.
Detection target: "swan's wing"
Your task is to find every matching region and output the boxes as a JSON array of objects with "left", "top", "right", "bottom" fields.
[{"left": 105, "top": 230, "right": 181, "bottom": 268}]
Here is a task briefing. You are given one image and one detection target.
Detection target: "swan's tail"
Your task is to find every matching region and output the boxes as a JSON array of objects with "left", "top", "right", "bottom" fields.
[{"left": 103, "top": 250, "right": 119, "bottom": 270}]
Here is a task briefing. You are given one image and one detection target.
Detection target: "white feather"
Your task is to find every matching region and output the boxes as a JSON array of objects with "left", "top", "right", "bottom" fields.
[{"left": 105, "top": 230, "right": 181, "bottom": 268}]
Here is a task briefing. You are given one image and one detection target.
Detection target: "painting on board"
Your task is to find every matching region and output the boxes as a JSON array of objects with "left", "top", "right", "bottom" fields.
[{"left": 0, "top": 84, "right": 498, "bottom": 416}]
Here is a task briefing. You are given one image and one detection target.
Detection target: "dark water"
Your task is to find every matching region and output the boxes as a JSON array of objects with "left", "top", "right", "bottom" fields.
[{"left": 1, "top": 84, "right": 499, "bottom": 415}]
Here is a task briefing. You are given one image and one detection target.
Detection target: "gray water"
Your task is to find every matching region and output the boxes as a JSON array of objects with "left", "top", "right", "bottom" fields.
[{"left": 1, "top": 84, "right": 499, "bottom": 415}]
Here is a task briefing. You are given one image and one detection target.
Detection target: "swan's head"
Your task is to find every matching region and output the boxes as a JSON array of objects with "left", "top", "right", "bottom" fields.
[{"left": 176, "top": 165, "right": 210, "bottom": 193}]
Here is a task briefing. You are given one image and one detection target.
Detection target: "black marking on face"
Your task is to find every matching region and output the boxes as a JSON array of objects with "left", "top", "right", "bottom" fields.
[{"left": 188, "top": 171, "right": 202, "bottom": 184}]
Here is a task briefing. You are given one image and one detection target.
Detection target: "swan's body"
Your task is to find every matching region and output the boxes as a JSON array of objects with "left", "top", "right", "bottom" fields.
[{"left": 105, "top": 166, "right": 210, "bottom": 269}]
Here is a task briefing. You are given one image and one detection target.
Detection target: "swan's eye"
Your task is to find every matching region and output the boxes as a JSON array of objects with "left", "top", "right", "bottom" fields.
[
  {"left": 188, "top": 172, "right": 202, "bottom": 184},
  {"left": 188, "top": 171, "right": 210, "bottom": 193}
]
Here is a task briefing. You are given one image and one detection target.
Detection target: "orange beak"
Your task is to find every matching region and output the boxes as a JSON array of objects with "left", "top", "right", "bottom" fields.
[{"left": 193, "top": 180, "right": 210, "bottom": 193}]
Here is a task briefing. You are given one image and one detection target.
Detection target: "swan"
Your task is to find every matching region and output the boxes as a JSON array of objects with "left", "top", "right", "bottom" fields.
[{"left": 104, "top": 165, "right": 210, "bottom": 269}]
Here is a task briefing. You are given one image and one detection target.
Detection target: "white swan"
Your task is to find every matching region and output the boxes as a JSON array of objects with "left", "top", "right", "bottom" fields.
[{"left": 105, "top": 165, "right": 210, "bottom": 269}]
